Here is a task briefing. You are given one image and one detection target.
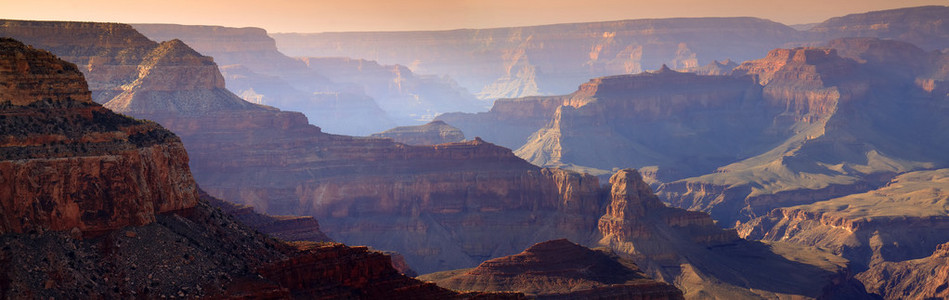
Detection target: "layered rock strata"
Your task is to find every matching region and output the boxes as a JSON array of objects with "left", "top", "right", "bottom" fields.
[
  {"left": 0, "top": 37, "right": 197, "bottom": 234},
  {"left": 857, "top": 242, "right": 949, "bottom": 299},
  {"left": 739, "top": 169, "right": 949, "bottom": 268}
]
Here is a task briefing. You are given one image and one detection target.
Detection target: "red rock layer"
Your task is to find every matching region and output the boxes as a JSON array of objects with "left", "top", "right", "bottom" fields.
[{"left": 0, "top": 38, "right": 198, "bottom": 234}]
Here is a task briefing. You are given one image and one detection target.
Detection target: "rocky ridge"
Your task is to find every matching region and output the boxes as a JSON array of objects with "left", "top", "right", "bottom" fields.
[
  {"left": 856, "top": 242, "right": 949, "bottom": 299},
  {"left": 420, "top": 239, "right": 684, "bottom": 299}
]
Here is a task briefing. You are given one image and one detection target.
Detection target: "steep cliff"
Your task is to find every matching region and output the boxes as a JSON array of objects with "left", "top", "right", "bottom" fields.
[
  {"left": 420, "top": 239, "right": 684, "bottom": 299},
  {"left": 274, "top": 17, "right": 802, "bottom": 99},
  {"left": 0, "top": 37, "right": 197, "bottom": 234},
  {"left": 597, "top": 169, "right": 871, "bottom": 299},
  {"left": 514, "top": 67, "right": 773, "bottom": 180},
  {"left": 658, "top": 43, "right": 949, "bottom": 225},
  {"left": 370, "top": 120, "right": 465, "bottom": 145}
]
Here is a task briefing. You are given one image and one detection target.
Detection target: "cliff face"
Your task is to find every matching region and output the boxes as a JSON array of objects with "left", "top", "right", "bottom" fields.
[
  {"left": 658, "top": 41, "right": 949, "bottom": 225},
  {"left": 370, "top": 120, "right": 465, "bottom": 145},
  {"left": 857, "top": 242, "right": 949, "bottom": 300},
  {"left": 420, "top": 239, "right": 684, "bottom": 299},
  {"left": 274, "top": 17, "right": 801, "bottom": 99},
  {"left": 0, "top": 38, "right": 197, "bottom": 234},
  {"left": 596, "top": 170, "right": 871, "bottom": 300},
  {"left": 738, "top": 169, "right": 949, "bottom": 269}
]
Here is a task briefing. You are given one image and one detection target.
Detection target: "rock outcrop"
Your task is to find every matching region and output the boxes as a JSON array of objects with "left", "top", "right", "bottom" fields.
[
  {"left": 370, "top": 120, "right": 466, "bottom": 145},
  {"left": 0, "top": 37, "right": 198, "bottom": 234},
  {"left": 738, "top": 169, "right": 949, "bottom": 268},
  {"left": 274, "top": 17, "right": 802, "bottom": 99},
  {"left": 420, "top": 239, "right": 684, "bottom": 299},
  {"left": 0, "top": 37, "right": 518, "bottom": 299},
  {"left": 857, "top": 242, "right": 949, "bottom": 299}
]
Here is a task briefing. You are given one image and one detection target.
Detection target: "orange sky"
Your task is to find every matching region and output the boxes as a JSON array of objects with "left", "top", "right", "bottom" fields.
[{"left": 1, "top": 0, "right": 946, "bottom": 33}]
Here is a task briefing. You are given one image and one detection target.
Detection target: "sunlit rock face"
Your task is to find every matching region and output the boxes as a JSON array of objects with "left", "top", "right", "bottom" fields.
[{"left": 0, "top": 37, "right": 198, "bottom": 234}]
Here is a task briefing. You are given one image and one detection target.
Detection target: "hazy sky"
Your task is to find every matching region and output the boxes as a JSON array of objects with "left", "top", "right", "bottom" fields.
[{"left": 2, "top": 0, "right": 946, "bottom": 33}]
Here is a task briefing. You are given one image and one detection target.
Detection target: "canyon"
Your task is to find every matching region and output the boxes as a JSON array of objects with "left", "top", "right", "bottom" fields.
[
  {"left": 3, "top": 6, "right": 949, "bottom": 298},
  {"left": 274, "top": 17, "right": 802, "bottom": 100},
  {"left": 0, "top": 37, "right": 510, "bottom": 299}
]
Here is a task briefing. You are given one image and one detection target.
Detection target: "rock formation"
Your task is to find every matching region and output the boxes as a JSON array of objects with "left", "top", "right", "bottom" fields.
[
  {"left": 370, "top": 120, "right": 466, "bottom": 145},
  {"left": 660, "top": 40, "right": 949, "bottom": 225},
  {"left": 0, "top": 37, "right": 197, "bottom": 234},
  {"left": 0, "top": 37, "right": 518, "bottom": 299},
  {"left": 420, "top": 239, "right": 684, "bottom": 299},
  {"left": 739, "top": 169, "right": 949, "bottom": 268},
  {"left": 857, "top": 242, "right": 949, "bottom": 299},
  {"left": 273, "top": 17, "right": 803, "bottom": 99}
]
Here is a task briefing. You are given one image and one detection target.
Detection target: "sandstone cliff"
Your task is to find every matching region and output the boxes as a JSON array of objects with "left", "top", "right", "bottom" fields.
[
  {"left": 0, "top": 37, "right": 197, "bottom": 234},
  {"left": 420, "top": 239, "right": 684, "bottom": 299},
  {"left": 370, "top": 120, "right": 465, "bottom": 145}
]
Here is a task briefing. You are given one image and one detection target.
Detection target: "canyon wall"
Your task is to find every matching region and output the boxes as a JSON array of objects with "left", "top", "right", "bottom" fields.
[
  {"left": 0, "top": 37, "right": 197, "bottom": 234},
  {"left": 274, "top": 17, "right": 802, "bottom": 99}
]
